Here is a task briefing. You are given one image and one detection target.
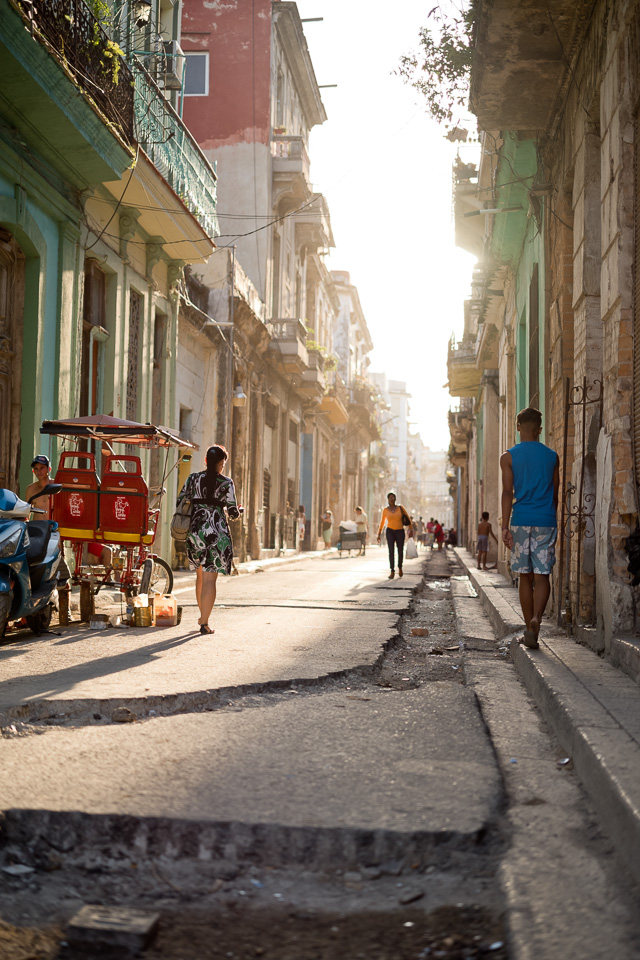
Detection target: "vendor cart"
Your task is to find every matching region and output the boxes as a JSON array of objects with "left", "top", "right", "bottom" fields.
[
  {"left": 40, "top": 415, "right": 196, "bottom": 622},
  {"left": 337, "top": 523, "right": 366, "bottom": 557}
]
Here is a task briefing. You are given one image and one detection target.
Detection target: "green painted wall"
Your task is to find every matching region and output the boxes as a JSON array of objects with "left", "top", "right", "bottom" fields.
[
  {"left": 492, "top": 134, "right": 547, "bottom": 439},
  {"left": 476, "top": 404, "right": 484, "bottom": 519},
  {"left": 0, "top": 159, "right": 81, "bottom": 494}
]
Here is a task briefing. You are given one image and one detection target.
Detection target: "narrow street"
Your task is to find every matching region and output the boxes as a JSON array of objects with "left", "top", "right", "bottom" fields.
[{"left": 1, "top": 549, "right": 639, "bottom": 959}]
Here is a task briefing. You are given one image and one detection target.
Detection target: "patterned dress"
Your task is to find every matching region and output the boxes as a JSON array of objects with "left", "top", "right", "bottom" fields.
[{"left": 176, "top": 471, "right": 240, "bottom": 574}]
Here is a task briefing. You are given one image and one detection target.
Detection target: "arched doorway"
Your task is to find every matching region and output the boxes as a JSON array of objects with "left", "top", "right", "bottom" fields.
[{"left": 0, "top": 228, "right": 25, "bottom": 492}]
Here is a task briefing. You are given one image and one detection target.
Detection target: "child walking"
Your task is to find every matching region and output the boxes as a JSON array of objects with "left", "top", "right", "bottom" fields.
[{"left": 477, "top": 512, "right": 498, "bottom": 570}]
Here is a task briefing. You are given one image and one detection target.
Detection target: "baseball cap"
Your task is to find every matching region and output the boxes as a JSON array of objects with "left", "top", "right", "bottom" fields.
[{"left": 31, "top": 455, "right": 51, "bottom": 468}]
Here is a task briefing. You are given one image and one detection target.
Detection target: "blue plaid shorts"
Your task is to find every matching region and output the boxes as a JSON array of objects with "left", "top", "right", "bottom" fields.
[{"left": 510, "top": 526, "right": 557, "bottom": 575}]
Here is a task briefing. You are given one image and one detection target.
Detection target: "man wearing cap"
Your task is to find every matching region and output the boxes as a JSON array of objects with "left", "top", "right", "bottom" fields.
[
  {"left": 25, "top": 455, "right": 71, "bottom": 607},
  {"left": 25, "top": 455, "right": 52, "bottom": 515}
]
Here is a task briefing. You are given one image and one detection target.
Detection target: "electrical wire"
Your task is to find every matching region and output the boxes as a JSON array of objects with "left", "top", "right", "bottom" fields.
[
  {"left": 81, "top": 192, "right": 324, "bottom": 250},
  {"left": 86, "top": 146, "right": 140, "bottom": 251}
]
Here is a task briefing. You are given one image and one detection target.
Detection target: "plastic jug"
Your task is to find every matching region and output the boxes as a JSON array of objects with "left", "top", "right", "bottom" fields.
[{"left": 154, "top": 594, "right": 178, "bottom": 626}]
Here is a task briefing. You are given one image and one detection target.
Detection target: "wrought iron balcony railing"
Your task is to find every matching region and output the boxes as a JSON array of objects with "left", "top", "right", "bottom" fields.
[
  {"left": 131, "top": 58, "right": 218, "bottom": 238},
  {"left": 14, "top": 0, "right": 134, "bottom": 142}
]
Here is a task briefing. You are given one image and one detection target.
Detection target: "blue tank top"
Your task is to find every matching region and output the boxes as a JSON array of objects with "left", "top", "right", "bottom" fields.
[{"left": 508, "top": 441, "right": 558, "bottom": 527}]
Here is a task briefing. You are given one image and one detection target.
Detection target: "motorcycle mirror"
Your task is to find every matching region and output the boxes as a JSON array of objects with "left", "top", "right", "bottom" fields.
[{"left": 28, "top": 483, "right": 62, "bottom": 504}]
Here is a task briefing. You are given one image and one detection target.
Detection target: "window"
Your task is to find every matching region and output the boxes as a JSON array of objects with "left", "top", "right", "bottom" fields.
[
  {"left": 184, "top": 52, "right": 209, "bottom": 96},
  {"left": 80, "top": 261, "right": 108, "bottom": 420},
  {"left": 276, "top": 69, "right": 285, "bottom": 126}
]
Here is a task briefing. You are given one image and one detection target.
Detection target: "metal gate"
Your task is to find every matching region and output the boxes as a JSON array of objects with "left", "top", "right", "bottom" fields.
[{"left": 557, "top": 376, "right": 603, "bottom": 627}]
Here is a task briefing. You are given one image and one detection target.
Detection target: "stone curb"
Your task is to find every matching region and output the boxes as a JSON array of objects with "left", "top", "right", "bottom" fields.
[
  {"left": 0, "top": 807, "right": 490, "bottom": 873},
  {"left": 453, "top": 547, "right": 640, "bottom": 890}
]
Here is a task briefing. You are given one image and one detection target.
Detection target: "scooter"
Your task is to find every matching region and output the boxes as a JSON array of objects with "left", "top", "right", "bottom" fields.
[{"left": 0, "top": 483, "right": 64, "bottom": 637}]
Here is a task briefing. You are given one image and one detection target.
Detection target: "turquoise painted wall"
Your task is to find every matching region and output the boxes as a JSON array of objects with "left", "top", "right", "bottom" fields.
[
  {"left": 513, "top": 210, "right": 546, "bottom": 436},
  {"left": 0, "top": 164, "right": 75, "bottom": 494},
  {"left": 491, "top": 134, "right": 547, "bottom": 440},
  {"left": 476, "top": 404, "right": 484, "bottom": 520}
]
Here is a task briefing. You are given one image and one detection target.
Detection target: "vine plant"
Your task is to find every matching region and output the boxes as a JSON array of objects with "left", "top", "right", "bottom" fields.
[
  {"left": 85, "top": 0, "right": 126, "bottom": 86},
  {"left": 397, "top": 2, "right": 478, "bottom": 126}
]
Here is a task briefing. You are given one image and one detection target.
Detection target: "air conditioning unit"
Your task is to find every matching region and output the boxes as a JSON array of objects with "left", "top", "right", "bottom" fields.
[{"left": 161, "top": 41, "right": 185, "bottom": 90}]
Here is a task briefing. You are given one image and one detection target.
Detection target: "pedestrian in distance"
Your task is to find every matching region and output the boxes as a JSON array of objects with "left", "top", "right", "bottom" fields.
[
  {"left": 426, "top": 517, "right": 435, "bottom": 550},
  {"left": 477, "top": 511, "right": 498, "bottom": 570},
  {"left": 433, "top": 519, "right": 445, "bottom": 551},
  {"left": 500, "top": 407, "right": 559, "bottom": 649},
  {"left": 377, "top": 491, "right": 410, "bottom": 579},
  {"left": 354, "top": 505, "right": 368, "bottom": 553},
  {"left": 297, "top": 504, "right": 306, "bottom": 551},
  {"left": 321, "top": 508, "right": 333, "bottom": 547},
  {"left": 175, "top": 444, "right": 241, "bottom": 635}
]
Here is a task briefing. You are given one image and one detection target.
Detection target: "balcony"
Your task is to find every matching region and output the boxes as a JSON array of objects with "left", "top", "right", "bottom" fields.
[
  {"left": 295, "top": 193, "right": 334, "bottom": 251},
  {"left": 348, "top": 381, "right": 380, "bottom": 440},
  {"left": 299, "top": 348, "right": 326, "bottom": 401},
  {"left": 131, "top": 60, "right": 218, "bottom": 239},
  {"left": 271, "top": 135, "right": 311, "bottom": 205},
  {"left": 2, "top": 0, "right": 134, "bottom": 186},
  {"left": 447, "top": 336, "right": 483, "bottom": 398},
  {"left": 267, "top": 319, "right": 309, "bottom": 376},
  {"left": 448, "top": 401, "right": 474, "bottom": 467},
  {"left": 318, "top": 370, "right": 349, "bottom": 426},
  {"left": 471, "top": 0, "right": 587, "bottom": 133},
  {"left": 349, "top": 382, "right": 377, "bottom": 416}
]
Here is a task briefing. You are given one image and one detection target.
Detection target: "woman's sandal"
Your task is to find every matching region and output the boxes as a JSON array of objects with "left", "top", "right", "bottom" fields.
[{"left": 199, "top": 624, "right": 214, "bottom": 635}]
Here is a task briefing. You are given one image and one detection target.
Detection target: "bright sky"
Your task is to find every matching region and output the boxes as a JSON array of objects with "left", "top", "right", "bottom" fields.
[{"left": 296, "top": 0, "right": 478, "bottom": 451}]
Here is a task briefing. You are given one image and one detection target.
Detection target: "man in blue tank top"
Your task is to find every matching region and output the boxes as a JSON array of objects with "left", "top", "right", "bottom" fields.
[{"left": 500, "top": 407, "right": 559, "bottom": 649}]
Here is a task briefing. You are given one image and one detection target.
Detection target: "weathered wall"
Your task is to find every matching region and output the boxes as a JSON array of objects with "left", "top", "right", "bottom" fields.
[{"left": 542, "top": 0, "right": 640, "bottom": 643}]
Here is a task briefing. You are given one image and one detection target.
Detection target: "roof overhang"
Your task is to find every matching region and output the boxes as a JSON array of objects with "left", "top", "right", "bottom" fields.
[
  {"left": 273, "top": 2, "right": 327, "bottom": 129},
  {"left": 99, "top": 152, "right": 215, "bottom": 263},
  {"left": 470, "top": 0, "right": 593, "bottom": 133}
]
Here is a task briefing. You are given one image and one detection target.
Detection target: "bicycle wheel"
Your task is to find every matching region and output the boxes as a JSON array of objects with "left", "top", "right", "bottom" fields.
[{"left": 147, "top": 556, "right": 173, "bottom": 597}]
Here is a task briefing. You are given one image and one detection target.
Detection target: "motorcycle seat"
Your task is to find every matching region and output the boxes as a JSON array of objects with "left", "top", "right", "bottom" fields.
[{"left": 26, "top": 520, "right": 51, "bottom": 566}]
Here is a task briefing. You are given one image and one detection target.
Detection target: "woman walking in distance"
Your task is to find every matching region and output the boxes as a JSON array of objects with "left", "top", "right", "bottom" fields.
[
  {"left": 377, "top": 491, "right": 409, "bottom": 579},
  {"left": 176, "top": 444, "right": 241, "bottom": 634}
]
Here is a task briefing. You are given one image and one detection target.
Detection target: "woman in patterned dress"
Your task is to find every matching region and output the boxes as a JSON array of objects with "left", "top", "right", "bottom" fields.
[{"left": 175, "top": 444, "right": 240, "bottom": 635}]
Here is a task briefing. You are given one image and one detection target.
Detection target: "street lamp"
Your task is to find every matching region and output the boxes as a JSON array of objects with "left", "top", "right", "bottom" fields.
[{"left": 232, "top": 383, "right": 247, "bottom": 408}]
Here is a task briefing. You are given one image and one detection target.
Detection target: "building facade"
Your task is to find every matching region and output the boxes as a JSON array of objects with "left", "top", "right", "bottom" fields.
[
  {"left": 0, "top": 0, "right": 218, "bottom": 565},
  {"left": 448, "top": 0, "right": 640, "bottom": 676},
  {"left": 179, "top": 0, "right": 385, "bottom": 556}
]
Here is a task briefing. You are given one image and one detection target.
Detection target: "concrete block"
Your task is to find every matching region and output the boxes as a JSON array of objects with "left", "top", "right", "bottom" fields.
[{"left": 67, "top": 905, "right": 159, "bottom": 952}]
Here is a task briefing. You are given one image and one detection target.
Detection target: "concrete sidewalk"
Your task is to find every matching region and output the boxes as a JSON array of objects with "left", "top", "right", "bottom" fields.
[{"left": 454, "top": 547, "right": 640, "bottom": 890}]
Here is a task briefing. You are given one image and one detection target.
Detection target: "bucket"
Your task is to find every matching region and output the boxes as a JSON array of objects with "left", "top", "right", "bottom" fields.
[
  {"left": 154, "top": 593, "right": 178, "bottom": 627},
  {"left": 133, "top": 606, "right": 152, "bottom": 628}
]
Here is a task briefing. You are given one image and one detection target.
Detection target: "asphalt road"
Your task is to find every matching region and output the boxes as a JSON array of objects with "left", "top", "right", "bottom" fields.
[
  {"left": 0, "top": 547, "right": 418, "bottom": 706},
  {"left": 0, "top": 547, "right": 501, "bottom": 841},
  {"left": 2, "top": 547, "right": 640, "bottom": 960}
]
